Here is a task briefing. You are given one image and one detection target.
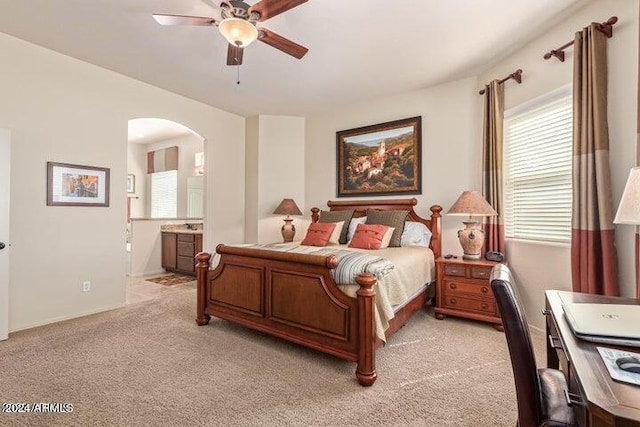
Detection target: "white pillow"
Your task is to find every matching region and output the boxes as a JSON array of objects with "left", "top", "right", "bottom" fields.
[
  {"left": 400, "top": 221, "right": 432, "bottom": 247},
  {"left": 347, "top": 216, "right": 367, "bottom": 242},
  {"left": 328, "top": 221, "right": 344, "bottom": 245}
]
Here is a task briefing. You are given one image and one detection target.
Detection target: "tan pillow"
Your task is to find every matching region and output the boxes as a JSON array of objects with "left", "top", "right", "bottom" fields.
[
  {"left": 380, "top": 226, "right": 395, "bottom": 248},
  {"left": 365, "top": 209, "right": 409, "bottom": 247},
  {"left": 328, "top": 221, "right": 344, "bottom": 245},
  {"left": 318, "top": 209, "right": 354, "bottom": 244}
]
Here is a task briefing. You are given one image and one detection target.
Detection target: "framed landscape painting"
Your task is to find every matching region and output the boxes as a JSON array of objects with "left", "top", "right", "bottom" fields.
[
  {"left": 47, "top": 162, "right": 110, "bottom": 207},
  {"left": 336, "top": 116, "right": 422, "bottom": 197}
]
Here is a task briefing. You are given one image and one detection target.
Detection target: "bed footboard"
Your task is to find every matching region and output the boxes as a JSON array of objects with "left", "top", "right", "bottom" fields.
[{"left": 195, "top": 245, "right": 378, "bottom": 386}]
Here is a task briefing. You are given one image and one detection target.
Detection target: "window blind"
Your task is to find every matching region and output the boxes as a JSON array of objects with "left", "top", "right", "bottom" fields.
[
  {"left": 151, "top": 170, "right": 177, "bottom": 218},
  {"left": 504, "top": 90, "right": 572, "bottom": 243}
]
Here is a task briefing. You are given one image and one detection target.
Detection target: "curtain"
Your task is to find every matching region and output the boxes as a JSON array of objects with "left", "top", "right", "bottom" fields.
[
  {"left": 571, "top": 23, "right": 619, "bottom": 295},
  {"left": 482, "top": 80, "right": 506, "bottom": 255},
  {"left": 147, "top": 146, "right": 179, "bottom": 174}
]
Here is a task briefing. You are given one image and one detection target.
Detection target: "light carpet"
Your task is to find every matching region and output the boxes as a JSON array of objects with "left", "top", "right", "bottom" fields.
[{"left": 0, "top": 284, "right": 545, "bottom": 426}]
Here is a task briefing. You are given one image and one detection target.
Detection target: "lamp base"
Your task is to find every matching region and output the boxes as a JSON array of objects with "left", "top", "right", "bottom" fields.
[
  {"left": 281, "top": 219, "right": 296, "bottom": 243},
  {"left": 457, "top": 219, "right": 485, "bottom": 260}
]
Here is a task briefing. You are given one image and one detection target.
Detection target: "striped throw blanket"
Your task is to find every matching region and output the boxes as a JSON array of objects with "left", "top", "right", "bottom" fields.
[{"left": 243, "top": 243, "right": 395, "bottom": 285}]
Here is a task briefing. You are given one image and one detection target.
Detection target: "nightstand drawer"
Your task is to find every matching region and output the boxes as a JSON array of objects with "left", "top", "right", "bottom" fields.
[
  {"left": 435, "top": 257, "right": 502, "bottom": 330},
  {"left": 441, "top": 295, "right": 497, "bottom": 316},
  {"left": 470, "top": 267, "right": 492, "bottom": 279},
  {"left": 442, "top": 279, "right": 491, "bottom": 297},
  {"left": 444, "top": 264, "right": 466, "bottom": 277}
]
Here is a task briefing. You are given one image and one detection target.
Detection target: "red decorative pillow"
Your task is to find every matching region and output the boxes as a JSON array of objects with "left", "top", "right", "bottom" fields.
[
  {"left": 348, "top": 224, "right": 391, "bottom": 250},
  {"left": 301, "top": 222, "right": 337, "bottom": 247}
]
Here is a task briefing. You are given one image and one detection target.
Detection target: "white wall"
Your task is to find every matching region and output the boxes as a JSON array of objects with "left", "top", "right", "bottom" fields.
[
  {"left": 305, "top": 76, "right": 482, "bottom": 256},
  {"left": 246, "top": 115, "right": 305, "bottom": 244},
  {"left": 127, "top": 142, "right": 146, "bottom": 218},
  {"left": 479, "top": 0, "right": 638, "bottom": 329},
  {"left": 0, "top": 32, "right": 245, "bottom": 332}
]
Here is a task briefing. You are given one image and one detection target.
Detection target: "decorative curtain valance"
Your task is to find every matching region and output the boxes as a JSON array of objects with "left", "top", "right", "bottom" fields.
[{"left": 147, "top": 146, "right": 178, "bottom": 174}]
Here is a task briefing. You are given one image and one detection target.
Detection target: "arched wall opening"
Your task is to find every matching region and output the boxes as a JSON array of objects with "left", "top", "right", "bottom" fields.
[{"left": 126, "top": 117, "right": 206, "bottom": 292}]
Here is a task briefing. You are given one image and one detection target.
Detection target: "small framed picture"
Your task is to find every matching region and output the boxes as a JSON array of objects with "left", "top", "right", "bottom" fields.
[
  {"left": 127, "top": 174, "right": 135, "bottom": 194},
  {"left": 47, "top": 162, "right": 110, "bottom": 207}
]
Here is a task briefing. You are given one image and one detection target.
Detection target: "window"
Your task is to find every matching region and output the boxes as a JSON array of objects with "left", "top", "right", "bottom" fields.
[
  {"left": 151, "top": 170, "right": 177, "bottom": 218},
  {"left": 503, "top": 87, "right": 572, "bottom": 243}
]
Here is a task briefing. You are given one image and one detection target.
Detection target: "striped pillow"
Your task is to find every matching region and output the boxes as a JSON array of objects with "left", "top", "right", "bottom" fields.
[{"left": 365, "top": 209, "right": 409, "bottom": 247}]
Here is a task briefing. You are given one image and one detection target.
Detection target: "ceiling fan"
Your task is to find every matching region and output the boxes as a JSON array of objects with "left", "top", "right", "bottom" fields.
[{"left": 153, "top": 0, "right": 309, "bottom": 66}]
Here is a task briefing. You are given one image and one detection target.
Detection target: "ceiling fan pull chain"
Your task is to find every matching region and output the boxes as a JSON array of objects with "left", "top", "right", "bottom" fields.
[{"left": 237, "top": 64, "right": 241, "bottom": 85}]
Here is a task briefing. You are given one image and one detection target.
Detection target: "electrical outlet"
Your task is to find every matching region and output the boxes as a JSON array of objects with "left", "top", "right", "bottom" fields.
[{"left": 82, "top": 281, "right": 91, "bottom": 292}]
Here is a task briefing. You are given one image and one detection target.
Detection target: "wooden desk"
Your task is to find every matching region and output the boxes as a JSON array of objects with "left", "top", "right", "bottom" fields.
[{"left": 545, "top": 291, "right": 640, "bottom": 427}]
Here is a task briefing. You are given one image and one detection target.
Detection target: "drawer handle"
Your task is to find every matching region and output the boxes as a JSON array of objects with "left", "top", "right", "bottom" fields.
[
  {"left": 548, "top": 335, "right": 570, "bottom": 362},
  {"left": 449, "top": 298, "right": 457, "bottom": 305},
  {"left": 481, "top": 303, "right": 488, "bottom": 310},
  {"left": 481, "top": 286, "right": 488, "bottom": 293},
  {"left": 449, "top": 283, "right": 457, "bottom": 289},
  {"left": 563, "top": 389, "right": 585, "bottom": 407},
  {"left": 548, "top": 335, "right": 563, "bottom": 350}
]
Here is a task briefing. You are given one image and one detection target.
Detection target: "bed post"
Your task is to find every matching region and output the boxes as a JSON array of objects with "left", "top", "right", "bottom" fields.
[
  {"left": 195, "top": 252, "right": 211, "bottom": 326},
  {"left": 355, "top": 273, "right": 377, "bottom": 386},
  {"left": 310, "top": 207, "right": 320, "bottom": 223},
  {"left": 429, "top": 205, "right": 443, "bottom": 260}
]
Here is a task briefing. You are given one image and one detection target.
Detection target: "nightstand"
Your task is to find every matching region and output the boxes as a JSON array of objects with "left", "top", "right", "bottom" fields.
[{"left": 434, "top": 257, "right": 503, "bottom": 331}]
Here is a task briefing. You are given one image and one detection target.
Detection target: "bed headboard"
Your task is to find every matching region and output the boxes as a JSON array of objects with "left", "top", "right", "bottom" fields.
[{"left": 310, "top": 198, "right": 442, "bottom": 259}]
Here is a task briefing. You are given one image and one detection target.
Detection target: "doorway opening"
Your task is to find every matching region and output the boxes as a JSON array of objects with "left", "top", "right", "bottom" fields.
[{"left": 126, "top": 118, "right": 205, "bottom": 304}]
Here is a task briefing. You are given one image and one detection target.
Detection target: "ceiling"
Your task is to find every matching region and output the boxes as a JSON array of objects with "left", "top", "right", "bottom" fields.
[
  {"left": 0, "top": 0, "right": 588, "bottom": 118},
  {"left": 128, "top": 119, "right": 198, "bottom": 145}
]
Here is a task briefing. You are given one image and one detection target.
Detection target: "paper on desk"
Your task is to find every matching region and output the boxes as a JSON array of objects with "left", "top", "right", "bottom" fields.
[{"left": 597, "top": 347, "right": 640, "bottom": 386}]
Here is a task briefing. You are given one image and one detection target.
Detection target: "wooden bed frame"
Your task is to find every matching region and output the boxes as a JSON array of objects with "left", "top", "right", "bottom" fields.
[{"left": 195, "top": 198, "right": 442, "bottom": 386}]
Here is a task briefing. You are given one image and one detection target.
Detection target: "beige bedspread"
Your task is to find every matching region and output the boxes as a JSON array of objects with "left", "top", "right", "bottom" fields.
[{"left": 334, "top": 245, "right": 435, "bottom": 341}]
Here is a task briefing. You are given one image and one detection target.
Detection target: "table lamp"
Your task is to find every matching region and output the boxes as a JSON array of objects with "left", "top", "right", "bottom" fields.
[
  {"left": 273, "top": 198, "right": 303, "bottom": 242},
  {"left": 614, "top": 167, "right": 640, "bottom": 225},
  {"left": 447, "top": 190, "right": 498, "bottom": 260}
]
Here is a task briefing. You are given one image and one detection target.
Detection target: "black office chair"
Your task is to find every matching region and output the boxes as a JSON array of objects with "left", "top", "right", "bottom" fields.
[{"left": 490, "top": 263, "right": 576, "bottom": 427}]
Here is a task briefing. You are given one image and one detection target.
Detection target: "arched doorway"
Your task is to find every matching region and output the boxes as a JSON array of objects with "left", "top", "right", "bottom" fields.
[{"left": 126, "top": 118, "right": 206, "bottom": 304}]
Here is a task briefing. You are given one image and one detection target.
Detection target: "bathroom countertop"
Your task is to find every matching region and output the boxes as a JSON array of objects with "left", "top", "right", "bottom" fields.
[{"left": 160, "top": 224, "right": 203, "bottom": 234}]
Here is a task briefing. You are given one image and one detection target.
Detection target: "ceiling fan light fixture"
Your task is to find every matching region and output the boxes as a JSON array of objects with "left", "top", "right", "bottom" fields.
[{"left": 219, "top": 17, "right": 258, "bottom": 47}]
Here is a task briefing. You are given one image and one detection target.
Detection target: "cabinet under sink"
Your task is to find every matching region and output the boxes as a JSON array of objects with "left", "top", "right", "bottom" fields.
[{"left": 161, "top": 232, "right": 203, "bottom": 276}]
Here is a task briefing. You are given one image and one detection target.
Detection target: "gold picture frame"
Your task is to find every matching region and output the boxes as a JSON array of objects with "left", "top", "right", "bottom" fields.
[{"left": 336, "top": 116, "right": 422, "bottom": 197}]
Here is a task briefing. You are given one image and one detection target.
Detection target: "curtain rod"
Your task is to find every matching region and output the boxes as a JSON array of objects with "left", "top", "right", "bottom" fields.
[
  {"left": 478, "top": 69, "right": 522, "bottom": 95},
  {"left": 544, "top": 16, "right": 618, "bottom": 62}
]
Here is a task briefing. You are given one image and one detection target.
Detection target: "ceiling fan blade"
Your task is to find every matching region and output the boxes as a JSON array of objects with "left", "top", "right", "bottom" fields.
[
  {"left": 258, "top": 28, "right": 308, "bottom": 59},
  {"left": 152, "top": 14, "right": 217, "bottom": 26},
  {"left": 249, "top": 0, "right": 308, "bottom": 22},
  {"left": 227, "top": 44, "right": 244, "bottom": 66}
]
